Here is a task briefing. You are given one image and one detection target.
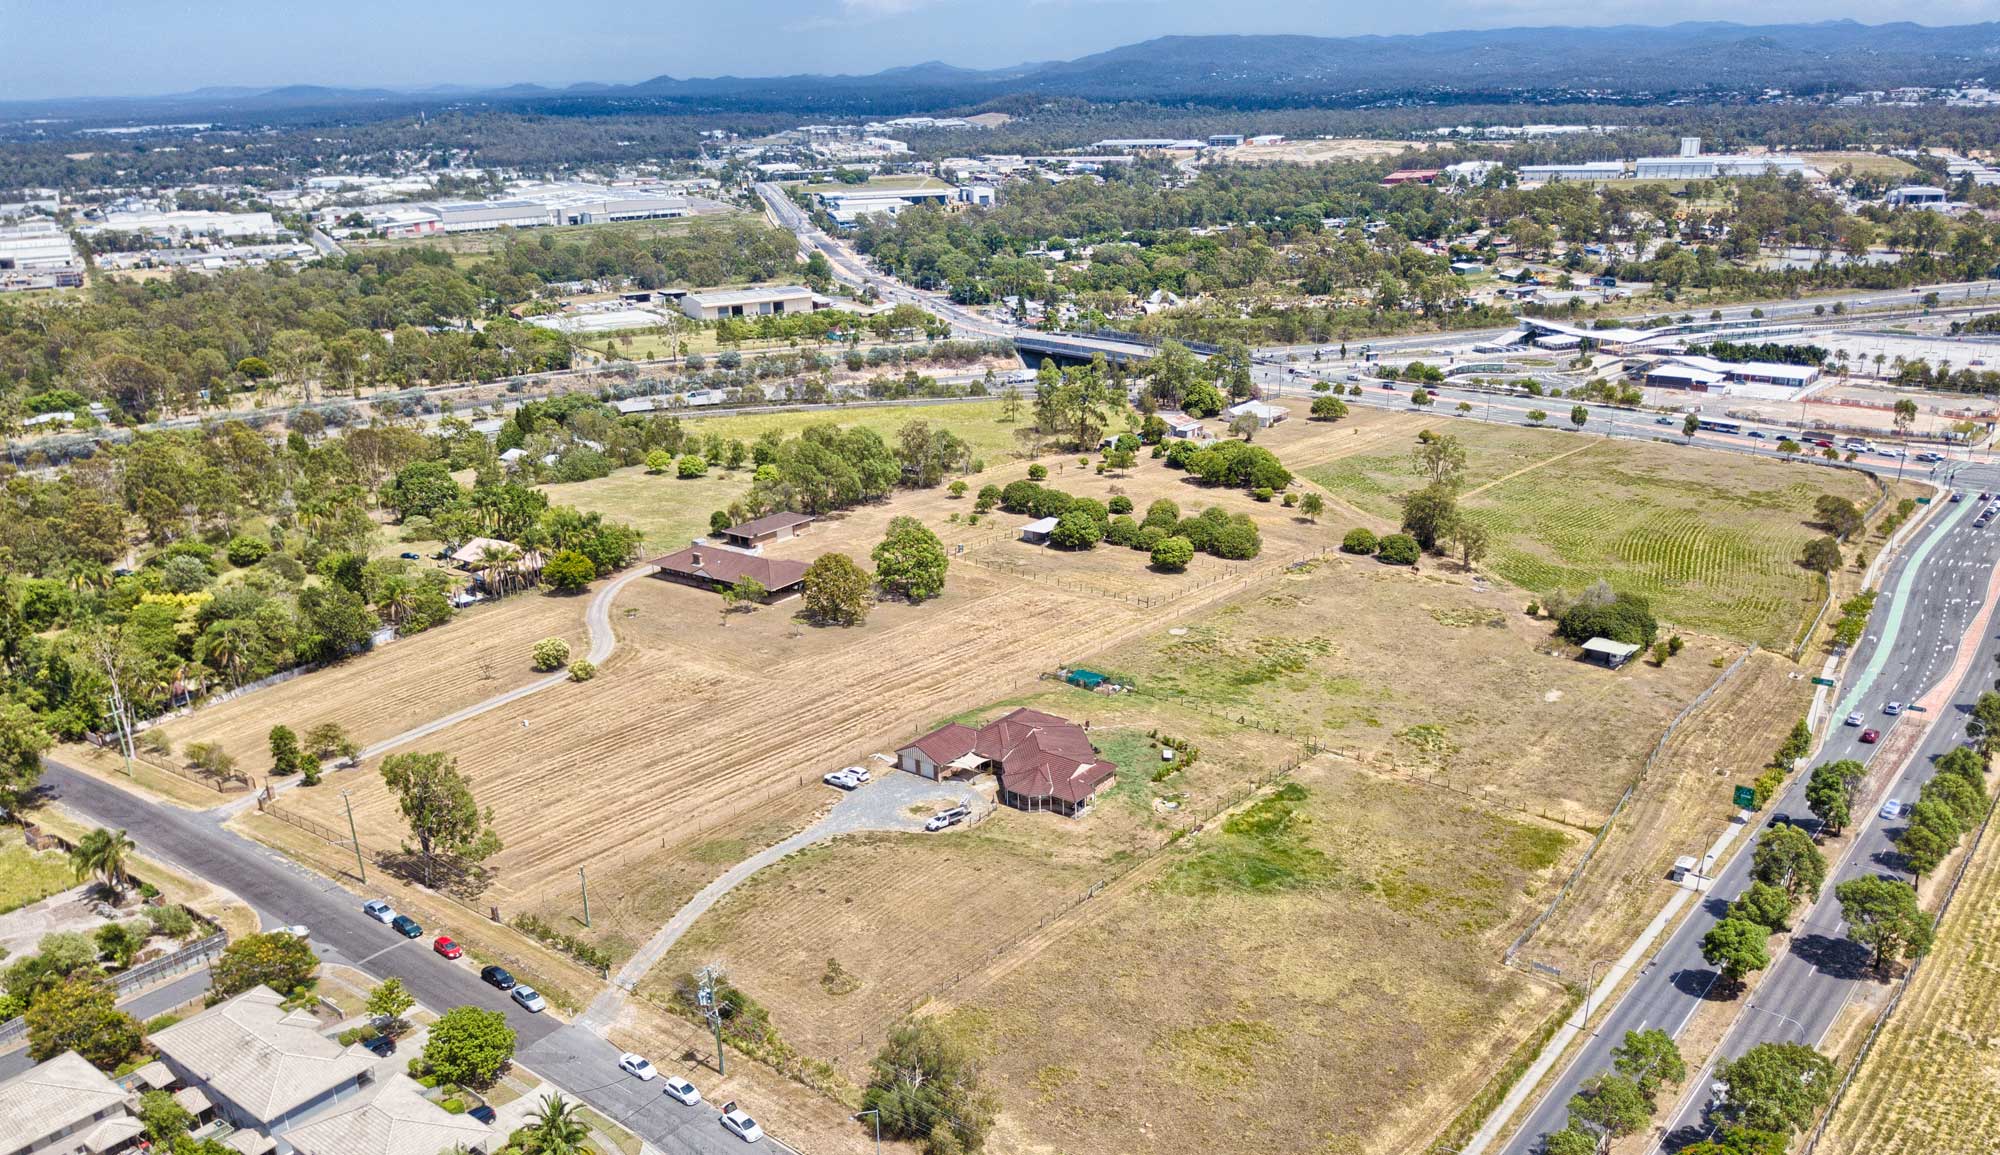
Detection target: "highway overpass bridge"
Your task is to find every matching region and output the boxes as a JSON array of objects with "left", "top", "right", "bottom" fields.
[{"left": 1015, "top": 329, "right": 1221, "bottom": 368}]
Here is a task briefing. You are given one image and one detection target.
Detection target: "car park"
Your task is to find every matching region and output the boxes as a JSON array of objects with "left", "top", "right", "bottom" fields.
[
  {"left": 362, "top": 900, "right": 396, "bottom": 924},
  {"left": 433, "top": 935, "right": 463, "bottom": 959},
  {"left": 1880, "top": 799, "right": 1909, "bottom": 819},
  {"left": 619, "top": 1053, "right": 659, "bottom": 1080},
  {"left": 512, "top": 986, "right": 547, "bottom": 1013},
  {"left": 925, "top": 805, "right": 971, "bottom": 832},
  {"left": 720, "top": 1108, "right": 765, "bottom": 1143},
  {"left": 663, "top": 1075, "right": 702, "bottom": 1106},
  {"left": 391, "top": 914, "right": 422, "bottom": 938},
  {"left": 480, "top": 965, "right": 516, "bottom": 990},
  {"left": 1843, "top": 712, "right": 1863, "bottom": 726},
  {"left": 1860, "top": 728, "right": 1881, "bottom": 743}
]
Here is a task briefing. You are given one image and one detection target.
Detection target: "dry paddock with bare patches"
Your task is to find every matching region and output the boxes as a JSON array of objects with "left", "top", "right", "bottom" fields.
[{"left": 151, "top": 590, "right": 590, "bottom": 780}]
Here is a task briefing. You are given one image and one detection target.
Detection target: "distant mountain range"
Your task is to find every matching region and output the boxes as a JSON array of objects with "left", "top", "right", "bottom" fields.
[{"left": 9, "top": 20, "right": 2000, "bottom": 125}]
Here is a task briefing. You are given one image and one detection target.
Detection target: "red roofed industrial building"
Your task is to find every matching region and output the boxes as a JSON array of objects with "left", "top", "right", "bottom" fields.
[{"left": 896, "top": 708, "right": 1117, "bottom": 816}]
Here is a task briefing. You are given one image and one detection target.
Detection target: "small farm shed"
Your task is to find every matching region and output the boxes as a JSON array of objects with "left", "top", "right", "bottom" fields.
[
  {"left": 1019, "top": 516, "right": 1060, "bottom": 544},
  {"left": 1580, "top": 637, "right": 1641, "bottom": 669},
  {"left": 1065, "top": 669, "right": 1108, "bottom": 690},
  {"left": 718, "top": 511, "right": 816, "bottom": 550}
]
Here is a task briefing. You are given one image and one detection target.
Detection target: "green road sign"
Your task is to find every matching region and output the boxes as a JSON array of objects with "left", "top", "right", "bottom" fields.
[
  {"left": 1733, "top": 785, "right": 1758, "bottom": 809},
  {"left": 1916, "top": 496, "right": 1933, "bottom": 504},
  {"left": 1811, "top": 676, "right": 1836, "bottom": 687}
]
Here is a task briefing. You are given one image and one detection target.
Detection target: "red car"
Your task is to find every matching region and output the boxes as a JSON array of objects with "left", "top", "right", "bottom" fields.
[
  {"left": 1859, "top": 729, "right": 1881, "bottom": 744},
  {"left": 432, "top": 935, "right": 463, "bottom": 960}
]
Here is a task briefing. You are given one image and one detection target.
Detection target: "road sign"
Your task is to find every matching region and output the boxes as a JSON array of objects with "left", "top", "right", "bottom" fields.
[
  {"left": 1733, "top": 785, "right": 1758, "bottom": 809},
  {"left": 1916, "top": 496, "right": 1933, "bottom": 504},
  {"left": 1811, "top": 676, "right": 1836, "bottom": 687}
]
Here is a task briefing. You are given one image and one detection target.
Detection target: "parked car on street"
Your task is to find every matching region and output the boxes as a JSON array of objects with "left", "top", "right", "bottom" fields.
[
  {"left": 720, "top": 1108, "right": 765, "bottom": 1143},
  {"left": 619, "top": 1053, "right": 659, "bottom": 1081},
  {"left": 512, "top": 986, "right": 547, "bottom": 1013},
  {"left": 480, "top": 965, "right": 516, "bottom": 990},
  {"left": 663, "top": 1076, "right": 702, "bottom": 1106},
  {"left": 362, "top": 900, "right": 395, "bottom": 924},
  {"left": 391, "top": 914, "right": 423, "bottom": 938},
  {"left": 433, "top": 935, "right": 463, "bottom": 960}
]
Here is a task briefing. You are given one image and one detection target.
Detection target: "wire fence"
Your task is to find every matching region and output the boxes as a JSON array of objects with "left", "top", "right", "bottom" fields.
[{"left": 82, "top": 733, "right": 252, "bottom": 794}]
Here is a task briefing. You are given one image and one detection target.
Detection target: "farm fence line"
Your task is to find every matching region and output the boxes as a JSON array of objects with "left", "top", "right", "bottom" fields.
[
  {"left": 1504, "top": 643, "right": 1758, "bottom": 974},
  {"left": 1798, "top": 774, "right": 2000, "bottom": 1154},
  {"left": 1791, "top": 473, "right": 1895, "bottom": 660}
]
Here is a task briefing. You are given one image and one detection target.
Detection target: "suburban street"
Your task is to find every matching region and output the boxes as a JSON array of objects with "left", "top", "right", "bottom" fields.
[
  {"left": 1495, "top": 462, "right": 2000, "bottom": 1154},
  {"left": 31, "top": 761, "right": 793, "bottom": 1155}
]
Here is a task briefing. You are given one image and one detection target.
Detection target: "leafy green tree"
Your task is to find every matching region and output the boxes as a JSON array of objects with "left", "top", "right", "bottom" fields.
[
  {"left": 1970, "top": 691, "right": 2000, "bottom": 753},
  {"left": 1527, "top": 409, "right": 1549, "bottom": 424},
  {"left": 1050, "top": 510, "right": 1104, "bottom": 550},
  {"left": 268, "top": 725, "right": 302, "bottom": 777},
  {"left": 421, "top": 1005, "right": 516, "bottom": 1088},
  {"left": 68, "top": 827, "right": 135, "bottom": 898},
  {"left": 138, "top": 1088, "right": 195, "bottom": 1142},
  {"left": 1570, "top": 405, "right": 1590, "bottom": 430},
  {"left": 676, "top": 454, "right": 708, "bottom": 479},
  {"left": 1750, "top": 823, "right": 1827, "bottom": 901},
  {"left": 1920, "top": 770, "right": 1987, "bottom": 833},
  {"left": 803, "top": 553, "right": 873, "bottom": 626},
  {"left": 1377, "top": 533, "right": 1421, "bottom": 565},
  {"left": 873, "top": 517, "right": 949, "bottom": 602},
  {"left": 1412, "top": 433, "right": 1468, "bottom": 488},
  {"left": 1801, "top": 536, "right": 1842, "bottom": 575},
  {"left": 382, "top": 461, "right": 464, "bottom": 522},
  {"left": 366, "top": 977, "right": 416, "bottom": 1035},
  {"left": 1567, "top": 1072, "right": 1650, "bottom": 1149},
  {"left": 0, "top": 702, "right": 52, "bottom": 808},
  {"left": 531, "top": 637, "right": 571, "bottom": 671},
  {"left": 1612, "top": 1027, "right": 1686, "bottom": 1099},
  {"left": 25, "top": 977, "right": 142, "bottom": 1068},
  {"left": 211, "top": 931, "right": 319, "bottom": 998},
  {"left": 862, "top": 1018, "right": 998, "bottom": 1155},
  {"left": 1298, "top": 493, "right": 1325, "bottom": 522},
  {"left": 1702, "top": 917, "right": 1773, "bottom": 985},
  {"left": 304, "top": 722, "right": 359, "bottom": 763},
  {"left": 94, "top": 921, "right": 148, "bottom": 969},
  {"left": 646, "top": 449, "right": 674, "bottom": 473},
  {"left": 296, "top": 583, "right": 378, "bottom": 664},
  {"left": 1834, "top": 877, "right": 1934, "bottom": 971},
  {"left": 1310, "top": 395, "right": 1348, "bottom": 421},
  {"left": 1542, "top": 1128, "right": 1598, "bottom": 1155},
  {"left": 1150, "top": 535, "right": 1196, "bottom": 572},
  {"left": 1684, "top": 412, "right": 1700, "bottom": 440},
  {"left": 541, "top": 549, "right": 596, "bottom": 591},
  {"left": 1901, "top": 800, "right": 1962, "bottom": 878},
  {"left": 1399, "top": 483, "right": 1459, "bottom": 552},
  {"left": 379, "top": 752, "right": 503, "bottom": 887},
  {"left": 1340, "top": 527, "right": 1377, "bottom": 555},
  {"left": 1729, "top": 881, "right": 1796, "bottom": 934},
  {"left": 1805, "top": 760, "right": 1863, "bottom": 835},
  {"left": 1715, "top": 1043, "right": 1835, "bottom": 1134}
]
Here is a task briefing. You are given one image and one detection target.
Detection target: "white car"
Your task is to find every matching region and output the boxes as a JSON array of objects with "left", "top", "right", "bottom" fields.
[
  {"left": 842, "top": 765, "right": 872, "bottom": 784},
  {"left": 720, "top": 1108, "right": 765, "bottom": 1143},
  {"left": 925, "top": 805, "right": 971, "bottom": 832},
  {"left": 1880, "top": 799, "right": 1909, "bottom": 820},
  {"left": 276, "top": 924, "right": 311, "bottom": 939},
  {"left": 511, "top": 986, "right": 548, "bottom": 1013},
  {"left": 662, "top": 1075, "right": 702, "bottom": 1106},
  {"left": 1884, "top": 702, "right": 1904, "bottom": 716},
  {"left": 619, "top": 1053, "right": 658, "bottom": 1081},
  {"left": 822, "top": 769, "right": 860, "bottom": 790},
  {"left": 361, "top": 900, "right": 396, "bottom": 924},
  {"left": 1843, "top": 712, "right": 1863, "bottom": 727}
]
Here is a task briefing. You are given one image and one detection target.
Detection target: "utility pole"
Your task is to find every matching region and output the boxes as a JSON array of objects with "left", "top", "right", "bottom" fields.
[
  {"left": 697, "top": 964, "right": 726, "bottom": 1076},
  {"left": 578, "top": 867, "right": 591, "bottom": 927},
  {"left": 340, "top": 788, "right": 366, "bottom": 883},
  {"left": 855, "top": 1109, "right": 881, "bottom": 1155}
]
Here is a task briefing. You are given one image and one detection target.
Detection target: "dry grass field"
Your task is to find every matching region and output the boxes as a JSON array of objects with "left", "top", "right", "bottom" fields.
[
  {"left": 267, "top": 442, "right": 1328, "bottom": 954},
  {"left": 1303, "top": 421, "right": 1876, "bottom": 647},
  {"left": 1816, "top": 819, "right": 2000, "bottom": 1155},
  {"left": 1221, "top": 138, "right": 1436, "bottom": 165},
  {"left": 151, "top": 591, "right": 588, "bottom": 778}
]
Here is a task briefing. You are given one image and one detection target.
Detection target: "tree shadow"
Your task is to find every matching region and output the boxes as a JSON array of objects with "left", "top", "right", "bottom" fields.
[
  {"left": 1671, "top": 966, "right": 1722, "bottom": 999},
  {"left": 1787, "top": 931, "right": 1872, "bottom": 981}
]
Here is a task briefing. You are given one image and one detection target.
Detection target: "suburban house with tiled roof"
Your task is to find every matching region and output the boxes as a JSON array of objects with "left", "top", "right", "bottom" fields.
[
  {"left": 0, "top": 1050, "right": 141, "bottom": 1155},
  {"left": 897, "top": 708, "right": 1117, "bottom": 816},
  {"left": 148, "top": 986, "right": 376, "bottom": 1140},
  {"left": 282, "top": 1074, "right": 497, "bottom": 1155},
  {"left": 647, "top": 543, "right": 809, "bottom": 601}
]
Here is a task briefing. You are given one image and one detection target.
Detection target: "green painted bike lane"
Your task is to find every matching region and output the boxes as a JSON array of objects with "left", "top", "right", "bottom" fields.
[{"left": 1834, "top": 496, "right": 1977, "bottom": 723}]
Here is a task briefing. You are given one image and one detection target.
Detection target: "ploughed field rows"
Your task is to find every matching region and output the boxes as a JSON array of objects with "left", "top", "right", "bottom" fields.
[
  {"left": 642, "top": 827, "right": 1105, "bottom": 1077},
  {"left": 156, "top": 592, "right": 589, "bottom": 779},
  {"left": 1817, "top": 820, "right": 2000, "bottom": 1155},
  {"left": 278, "top": 572, "right": 1161, "bottom": 935}
]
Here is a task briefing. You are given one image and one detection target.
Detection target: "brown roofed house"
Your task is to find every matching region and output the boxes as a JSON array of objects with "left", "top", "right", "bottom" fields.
[
  {"left": 647, "top": 544, "right": 808, "bottom": 601},
  {"left": 896, "top": 707, "right": 1116, "bottom": 817},
  {"left": 717, "top": 511, "right": 816, "bottom": 549}
]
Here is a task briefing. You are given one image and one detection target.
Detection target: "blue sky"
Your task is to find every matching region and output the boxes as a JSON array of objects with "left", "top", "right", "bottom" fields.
[{"left": 1, "top": 0, "right": 1988, "bottom": 100}]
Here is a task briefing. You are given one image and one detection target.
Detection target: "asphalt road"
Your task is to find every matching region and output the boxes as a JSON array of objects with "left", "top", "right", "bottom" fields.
[
  {"left": 33, "top": 761, "right": 789, "bottom": 1155},
  {"left": 1497, "top": 462, "right": 2000, "bottom": 1154}
]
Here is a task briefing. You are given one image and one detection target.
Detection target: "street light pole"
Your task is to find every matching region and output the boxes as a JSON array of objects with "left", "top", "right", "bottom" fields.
[
  {"left": 578, "top": 867, "right": 591, "bottom": 928},
  {"left": 1581, "top": 957, "right": 1616, "bottom": 1036},
  {"left": 340, "top": 789, "right": 365, "bottom": 884},
  {"left": 856, "top": 1109, "right": 881, "bottom": 1155}
]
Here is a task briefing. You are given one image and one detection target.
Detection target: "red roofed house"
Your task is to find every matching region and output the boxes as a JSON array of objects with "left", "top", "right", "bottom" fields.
[
  {"left": 647, "top": 544, "right": 809, "bottom": 601},
  {"left": 896, "top": 708, "right": 1117, "bottom": 817}
]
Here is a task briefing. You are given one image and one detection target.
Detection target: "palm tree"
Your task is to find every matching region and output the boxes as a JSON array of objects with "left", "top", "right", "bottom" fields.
[
  {"left": 482, "top": 545, "right": 522, "bottom": 597},
  {"left": 377, "top": 577, "right": 414, "bottom": 627},
  {"left": 526, "top": 1093, "right": 592, "bottom": 1154},
  {"left": 70, "top": 828, "right": 136, "bottom": 898},
  {"left": 63, "top": 558, "right": 111, "bottom": 596}
]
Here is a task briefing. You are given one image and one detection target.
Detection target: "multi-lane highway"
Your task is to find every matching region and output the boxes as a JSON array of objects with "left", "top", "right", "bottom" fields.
[{"left": 1493, "top": 462, "right": 2000, "bottom": 1154}]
